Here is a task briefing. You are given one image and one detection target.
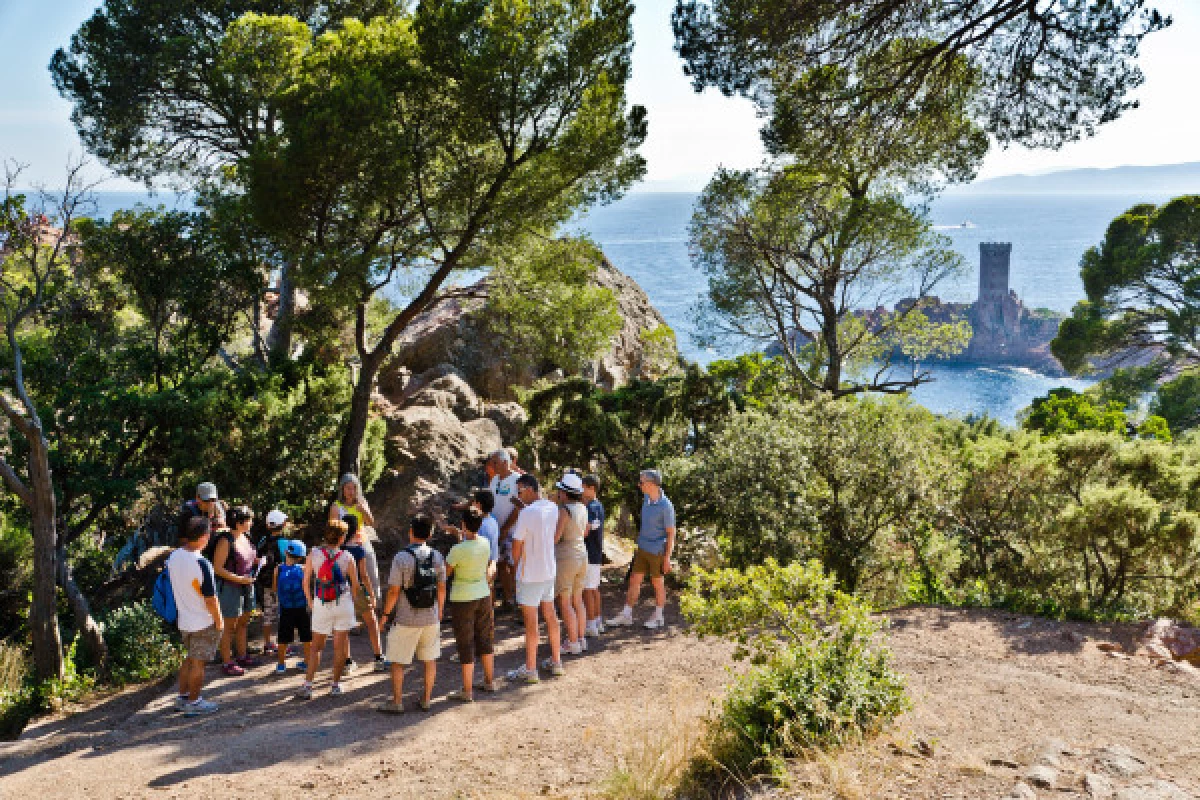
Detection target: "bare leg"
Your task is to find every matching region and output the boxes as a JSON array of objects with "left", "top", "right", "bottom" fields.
[
  {"left": 572, "top": 591, "right": 587, "bottom": 639},
  {"left": 235, "top": 614, "right": 250, "bottom": 658},
  {"left": 332, "top": 631, "right": 348, "bottom": 683},
  {"left": 650, "top": 576, "right": 667, "bottom": 609},
  {"left": 306, "top": 632, "right": 327, "bottom": 683},
  {"left": 541, "top": 599, "right": 561, "bottom": 663},
  {"left": 558, "top": 593, "right": 578, "bottom": 644},
  {"left": 625, "top": 571, "right": 645, "bottom": 610},
  {"left": 389, "top": 663, "right": 404, "bottom": 704},
  {"left": 422, "top": 659, "right": 436, "bottom": 705},
  {"left": 584, "top": 588, "right": 600, "bottom": 622},
  {"left": 219, "top": 624, "right": 235, "bottom": 663},
  {"left": 460, "top": 661, "right": 475, "bottom": 698},
  {"left": 481, "top": 653, "right": 494, "bottom": 685},
  {"left": 364, "top": 609, "right": 382, "bottom": 658},
  {"left": 522, "top": 604, "right": 540, "bottom": 670}
]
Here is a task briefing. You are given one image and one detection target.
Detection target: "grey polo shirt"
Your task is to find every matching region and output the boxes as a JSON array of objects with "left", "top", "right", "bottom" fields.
[{"left": 636, "top": 493, "right": 676, "bottom": 555}]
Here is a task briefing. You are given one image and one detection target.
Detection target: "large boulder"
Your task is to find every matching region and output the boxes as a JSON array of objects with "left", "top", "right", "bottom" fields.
[{"left": 387, "top": 257, "right": 677, "bottom": 401}]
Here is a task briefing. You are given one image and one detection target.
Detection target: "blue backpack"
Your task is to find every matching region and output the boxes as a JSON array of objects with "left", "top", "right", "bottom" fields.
[
  {"left": 277, "top": 563, "right": 307, "bottom": 609},
  {"left": 152, "top": 565, "right": 178, "bottom": 625}
]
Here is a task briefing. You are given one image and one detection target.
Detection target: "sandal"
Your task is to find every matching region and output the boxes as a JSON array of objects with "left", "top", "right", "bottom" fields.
[{"left": 375, "top": 700, "right": 405, "bottom": 714}]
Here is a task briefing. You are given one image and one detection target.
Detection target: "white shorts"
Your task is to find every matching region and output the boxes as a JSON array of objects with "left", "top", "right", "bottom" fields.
[
  {"left": 311, "top": 596, "right": 356, "bottom": 635},
  {"left": 385, "top": 623, "right": 441, "bottom": 665},
  {"left": 516, "top": 580, "right": 555, "bottom": 607},
  {"left": 584, "top": 564, "right": 602, "bottom": 590}
]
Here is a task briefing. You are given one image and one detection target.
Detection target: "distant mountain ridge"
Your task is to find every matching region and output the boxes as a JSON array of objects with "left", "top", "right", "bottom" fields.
[{"left": 955, "top": 162, "right": 1200, "bottom": 196}]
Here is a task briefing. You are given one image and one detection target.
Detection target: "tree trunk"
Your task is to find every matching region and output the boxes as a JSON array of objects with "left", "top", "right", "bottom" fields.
[
  {"left": 338, "top": 353, "right": 380, "bottom": 478},
  {"left": 28, "top": 436, "right": 63, "bottom": 682},
  {"left": 57, "top": 542, "right": 108, "bottom": 673},
  {"left": 266, "top": 263, "right": 296, "bottom": 361}
]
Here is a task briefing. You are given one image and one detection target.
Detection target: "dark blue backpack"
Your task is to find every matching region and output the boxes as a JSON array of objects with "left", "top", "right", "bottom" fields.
[
  {"left": 277, "top": 563, "right": 307, "bottom": 609},
  {"left": 152, "top": 565, "right": 178, "bottom": 625}
]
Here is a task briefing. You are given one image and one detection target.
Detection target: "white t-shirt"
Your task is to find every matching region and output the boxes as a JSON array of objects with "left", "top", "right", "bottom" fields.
[
  {"left": 167, "top": 547, "right": 217, "bottom": 633},
  {"left": 512, "top": 498, "right": 559, "bottom": 583},
  {"left": 489, "top": 472, "right": 521, "bottom": 532}
]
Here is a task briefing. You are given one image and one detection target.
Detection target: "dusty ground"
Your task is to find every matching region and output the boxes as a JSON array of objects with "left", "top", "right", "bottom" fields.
[{"left": 2, "top": 601, "right": 1199, "bottom": 799}]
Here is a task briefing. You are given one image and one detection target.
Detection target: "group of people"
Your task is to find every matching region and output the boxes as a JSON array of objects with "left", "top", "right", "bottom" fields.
[{"left": 164, "top": 448, "right": 677, "bottom": 718}]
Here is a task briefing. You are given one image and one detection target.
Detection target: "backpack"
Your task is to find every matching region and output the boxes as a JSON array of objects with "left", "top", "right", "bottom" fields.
[
  {"left": 152, "top": 566, "right": 178, "bottom": 625},
  {"left": 314, "top": 547, "right": 348, "bottom": 603},
  {"left": 276, "top": 563, "right": 307, "bottom": 609},
  {"left": 201, "top": 530, "right": 235, "bottom": 574},
  {"left": 403, "top": 545, "right": 439, "bottom": 610}
]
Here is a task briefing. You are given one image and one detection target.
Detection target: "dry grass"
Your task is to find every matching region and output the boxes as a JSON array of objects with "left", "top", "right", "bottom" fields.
[{"left": 0, "top": 640, "right": 25, "bottom": 696}]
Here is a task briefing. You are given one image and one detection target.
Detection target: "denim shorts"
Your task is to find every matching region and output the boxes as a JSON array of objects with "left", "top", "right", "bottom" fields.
[{"left": 217, "top": 580, "right": 256, "bottom": 619}]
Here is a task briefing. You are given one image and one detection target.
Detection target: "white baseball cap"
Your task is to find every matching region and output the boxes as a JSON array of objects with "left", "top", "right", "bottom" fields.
[
  {"left": 265, "top": 509, "right": 288, "bottom": 528},
  {"left": 555, "top": 472, "right": 584, "bottom": 494}
]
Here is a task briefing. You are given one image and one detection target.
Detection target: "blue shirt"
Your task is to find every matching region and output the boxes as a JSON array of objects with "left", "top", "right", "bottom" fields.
[
  {"left": 637, "top": 493, "right": 675, "bottom": 556},
  {"left": 585, "top": 499, "right": 605, "bottom": 565},
  {"left": 478, "top": 514, "right": 500, "bottom": 563}
]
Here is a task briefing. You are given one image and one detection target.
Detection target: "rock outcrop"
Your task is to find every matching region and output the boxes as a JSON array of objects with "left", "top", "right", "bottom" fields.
[
  {"left": 389, "top": 256, "right": 676, "bottom": 402},
  {"left": 367, "top": 257, "right": 674, "bottom": 549}
]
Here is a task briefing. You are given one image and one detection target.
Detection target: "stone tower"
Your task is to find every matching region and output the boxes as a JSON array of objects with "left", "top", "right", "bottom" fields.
[{"left": 978, "top": 242, "right": 1012, "bottom": 304}]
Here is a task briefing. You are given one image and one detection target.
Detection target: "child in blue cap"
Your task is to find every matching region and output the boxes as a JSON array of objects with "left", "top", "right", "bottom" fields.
[{"left": 273, "top": 540, "right": 312, "bottom": 674}]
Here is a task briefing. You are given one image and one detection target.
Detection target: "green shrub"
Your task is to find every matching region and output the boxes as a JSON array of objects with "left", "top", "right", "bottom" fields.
[
  {"left": 683, "top": 560, "right": 909, "bottom": 783},
  {"left": 101, "top": 601, "right": 182, "bottom": 685}
]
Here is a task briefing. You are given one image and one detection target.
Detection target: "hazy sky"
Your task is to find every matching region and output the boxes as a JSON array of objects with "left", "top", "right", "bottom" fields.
[{"left": 1, "top": 0, "right": 1197, "bottom": 191}]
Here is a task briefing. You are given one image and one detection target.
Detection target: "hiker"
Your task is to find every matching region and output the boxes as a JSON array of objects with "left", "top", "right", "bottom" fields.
[
  {"left": 167, "top": 516, "right": 223, "bottom": 716},
  {"left": 473, "top": 489, "right": 500, "bottom": 567},
  {"left": 298, "top": 519, "right": 361, "bottom": 699},
  {"left": 179, "top": 481, "right": 227, "bottom": 532},
  {"left": 212, "top": 506, "right": 261, "bottom": 675},
  {"left": 331, "top": 472, "right": 381, "bottom": 606},
  {"left": 608, "top": 469, "right": 676, "bottom": 630},
  {"left": 581, "top": 475, "right": 606, "bottom": 637},
  {"left": 342, "top": 514, "right": 387, "bottom": 673},
  {"left": 508, "top": 473, "right": 563, "bottom": 683},
  {"left": 256, "top": 509, "right": 290, "bottom": 655},
  {"left": 553, "top": 472, "right": 589, "bottom": 655},
  {"left": 378, "top": 513, "right": 446, "bottom": 713},
  {"left": 488, "top": 449, "right": 522, "bottom": 611},
  {"left": 273, "top": 539, "right": 312, "bottom": 675},
  {"left": 444, "top": 508, "right": 496, "bottom": 701},
  {"left": 506, "top": 446, "right": 525, "bottom": 474}
]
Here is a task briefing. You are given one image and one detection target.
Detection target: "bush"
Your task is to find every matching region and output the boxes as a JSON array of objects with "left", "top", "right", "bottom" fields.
[
  {"left": 101, "top": 601, "right": 183, "bottom": 685},
  {"left": 682, "top": 560, "right": 909, "bottom": 783}
]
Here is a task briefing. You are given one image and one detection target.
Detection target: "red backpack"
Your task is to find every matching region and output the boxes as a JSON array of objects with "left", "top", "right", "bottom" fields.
[{"left": 314, "top": 547, "right": 348, "bottom": 602}]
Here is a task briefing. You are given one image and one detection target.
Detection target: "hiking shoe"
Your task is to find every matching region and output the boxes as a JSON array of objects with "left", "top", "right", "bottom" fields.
[
  {"left": 447, "top": 689, "right": 474, "bottom": 703},
  {"left": 295, "top": 660, "right": 307, "bottom": 671},
  {"left": 548, "top": 661, "right": 566, "bottom": 677},
  {"left": 330, "top": 683, "right": 343, "bottom": 697},
  {"left": 274, "top": 663, "right": 287, "bottom": 675},
  {"left": 506, "top": 665, "right": 540, "bottom": 684},
  {"left": 183, "top": 697, "right": 219, "bottom": 717},
  {"left": 373, "top": 656, "right": 388, "bottom": 673},
  {"left": 606, "top": 611, "right": 633, "bottom": 627},
  {"left": 295, "top": 683, "right": 313, "bottom": 701},
  {"left": 376, "top": 700, "right": 405, "bottom": 714},
  {"left": 644, "top": 616, "right": 665, "bottom": 630},
  {"left": 221, "top": 661, "right": 246, "bottom": 677}
]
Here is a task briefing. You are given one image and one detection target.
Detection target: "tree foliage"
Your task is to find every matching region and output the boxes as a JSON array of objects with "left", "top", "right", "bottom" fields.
[{"left": 672, "top": 0, "right": 1169, "bottom": 150}]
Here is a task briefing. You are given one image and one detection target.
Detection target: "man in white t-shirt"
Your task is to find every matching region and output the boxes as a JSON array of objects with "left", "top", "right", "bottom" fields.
[
  {"left": 507, "top": 473, "right": 562, "bottom": 683},
  {"left": 487, "top": 448, "right": 522, "bottom": 610},
  {"left": 167, "top": 517, "right": 224, "bottom": 716}
]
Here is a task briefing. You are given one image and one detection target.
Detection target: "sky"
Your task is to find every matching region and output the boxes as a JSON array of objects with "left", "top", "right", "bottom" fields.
[{"left": 1, "top": 0, "right": 1197, "bottom": 191}]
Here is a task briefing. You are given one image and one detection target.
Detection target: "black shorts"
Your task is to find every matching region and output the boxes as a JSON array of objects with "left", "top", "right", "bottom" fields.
[{"left": 277, "top": 606, "right": 312, "bottom": 644}]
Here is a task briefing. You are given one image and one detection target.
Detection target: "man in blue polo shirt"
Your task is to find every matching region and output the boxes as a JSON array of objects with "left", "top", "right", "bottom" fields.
[{"left": 607, "top": 468, "right": 675, "bottom": 630}]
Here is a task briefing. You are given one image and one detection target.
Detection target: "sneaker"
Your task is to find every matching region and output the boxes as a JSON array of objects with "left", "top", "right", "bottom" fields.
[
  {"left": 564, "top": 640, "right": 583, "bottom": 656},
  {"left": 222, "top": 661, "right": 246, "bottom": 677},
  {"left": 418, "top": 697, "right": 431, "bottom": 712},
  {"left": 295, "top": 660, "right": 307, "bottom": 671},
  {"left": 506, "top": 665, "right": 540, "bottom": 684},
  {"left": 480, "top": 681, "right": 497, "bottom": 693},
  {"left": 274, "top": 663, "right": 287, "bottom": 675},
  {"left": 330, "top": 683, "right": 343, "bottom": 697},
  {"left": 606, "top": 611, "right": 634, "bottom": 627},
  {"left": 447, "top": 689, "right": 474, "bottom": 703},
  {"left": 644, "top": 616, "right": 665, "bottom": 630},
  {"left": 376, "top": 699, "right": 405, "bottom": 714},
  {"left": 183, "top": 697, "right": 219, "bottom": 716},
  {"left": 373, "top": 656, "right": 388, "bottom": 673},
  {"left": 549, "top": 661, "right": 566, "bottom": 677},
  {"left": 286, "top": 645, "right": 300, "bottom": 657},
  {"left": 263, "top": 643, "right": 278, "bottom": 655},
  {"left": 295, "top": 683, "right": 313, "bottom": 701},
  {"left": 579, "top": 636, "right": 588, "bottom": 652},
  {"left": 236, "top": 655, "right": 261, "bottom": 668},
  {"left": 344, "top": 658, "right": 357, "bottom": 673},
  {"left": 172, "top": 695, "right": 188, "bottom": 712}
]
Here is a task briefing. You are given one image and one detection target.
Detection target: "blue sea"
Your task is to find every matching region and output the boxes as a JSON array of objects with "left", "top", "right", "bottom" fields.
[{"left": 88, "top": 188, "right": 1176, "bottom": 425}]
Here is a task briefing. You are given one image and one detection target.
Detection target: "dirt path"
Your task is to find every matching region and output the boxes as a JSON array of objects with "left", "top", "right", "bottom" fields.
[{"left": 3, "top": 604, "right": 1200, "bottom": 799}]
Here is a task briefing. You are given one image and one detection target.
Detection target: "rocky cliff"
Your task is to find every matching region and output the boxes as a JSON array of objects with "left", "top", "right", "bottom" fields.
[{"left": 366, "top": 257, "right": 676, "bottom": 547}]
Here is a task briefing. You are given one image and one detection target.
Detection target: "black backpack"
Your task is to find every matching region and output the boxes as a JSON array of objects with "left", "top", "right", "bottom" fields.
[{"left": 404, "top": 545, "right": 438, "bottom": 609}]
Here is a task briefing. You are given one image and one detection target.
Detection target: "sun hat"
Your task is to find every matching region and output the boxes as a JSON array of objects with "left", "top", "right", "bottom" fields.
[
  {"left": 196, "top": 482, "right": 218, "bottom": 501},
  {"left": 555, "top": 472, "right": 584, "bottom": 494},
  {"left": 286, "top": 540, "right": 307, "bottom": 558},
  {"left": 266, "top": 509, "right": 288, "bottom": 528}
]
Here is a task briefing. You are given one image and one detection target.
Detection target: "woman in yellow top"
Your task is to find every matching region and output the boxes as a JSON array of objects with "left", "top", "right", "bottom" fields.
[
  {"left": 329, "top": 473, "right": 375, "bottom": 528},
  {"left": 328, "top": 473, "right": 382, "bottom": 672}
]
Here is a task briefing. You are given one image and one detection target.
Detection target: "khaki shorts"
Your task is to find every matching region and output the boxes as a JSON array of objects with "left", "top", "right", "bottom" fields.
[
  {"left": 385, "top": 623, "right": 441, "bottom": 666},
  {"left": 555, "top": 558, "right": 587, "bottom": 597},
  {"left": 182, "top": 626, "right": 220, "bottom": 663},
  {"left": 631, "top": 548, "right": 665, "bottom": 577}
]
